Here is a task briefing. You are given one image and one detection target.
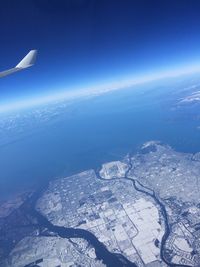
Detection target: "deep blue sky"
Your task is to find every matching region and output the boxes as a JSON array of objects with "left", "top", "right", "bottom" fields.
[{"left": 1, "top": 0, "right": 200, "bottom": 104}]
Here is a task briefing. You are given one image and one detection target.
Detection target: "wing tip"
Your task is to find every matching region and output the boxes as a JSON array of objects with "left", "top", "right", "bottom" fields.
[{"left": 16, "top": 49, "right": 37, "bottom": 69}]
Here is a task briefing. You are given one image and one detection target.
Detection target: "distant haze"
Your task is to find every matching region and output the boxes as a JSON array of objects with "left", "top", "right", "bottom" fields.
[{"left": 1, "top": 65, "right": 200, "bottom": 113}]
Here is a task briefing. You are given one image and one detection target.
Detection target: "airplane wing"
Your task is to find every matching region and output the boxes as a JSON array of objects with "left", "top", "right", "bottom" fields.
[{"left": 0, "top": 50, "right": 37, "bottom": 78}]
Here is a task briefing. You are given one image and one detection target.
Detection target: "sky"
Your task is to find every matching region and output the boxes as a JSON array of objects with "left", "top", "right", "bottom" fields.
[{"left": 1, "top": 0, "right": 200, "bottom": 108}]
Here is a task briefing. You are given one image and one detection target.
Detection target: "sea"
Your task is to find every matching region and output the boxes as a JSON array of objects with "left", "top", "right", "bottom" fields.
[{"left": 1, "top": 73, "right": 200, "bottom": 199}]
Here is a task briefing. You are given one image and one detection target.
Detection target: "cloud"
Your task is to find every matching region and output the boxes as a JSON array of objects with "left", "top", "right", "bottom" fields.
[{"left": 1, "top": 64, "right": 200, "bottom": 114}]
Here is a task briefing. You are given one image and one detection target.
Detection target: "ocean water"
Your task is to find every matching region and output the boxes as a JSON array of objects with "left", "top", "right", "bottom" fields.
[{"left": 1, "top": 74, "right": 200, "bottom": 198}]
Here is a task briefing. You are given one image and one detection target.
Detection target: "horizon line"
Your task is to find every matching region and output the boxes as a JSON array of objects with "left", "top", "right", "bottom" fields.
[{"left": 1, "top": 64, "right": 200, "bottom": 114}]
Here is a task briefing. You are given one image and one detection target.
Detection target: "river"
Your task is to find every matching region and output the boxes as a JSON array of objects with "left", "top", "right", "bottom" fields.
[
  {"left": 18, "top": 153, "right": 192, "bottom": 267},
  {"left": 21, "top": 181, "right": 137, "bottom": 267}
]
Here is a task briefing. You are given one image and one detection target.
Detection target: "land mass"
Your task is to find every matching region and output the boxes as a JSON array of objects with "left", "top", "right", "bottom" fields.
[{"left": 1, "top": 141, "right": 200, "bottom": 267}]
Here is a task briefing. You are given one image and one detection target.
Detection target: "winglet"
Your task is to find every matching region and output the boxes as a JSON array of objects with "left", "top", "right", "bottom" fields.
[
  {"left": 0, "top": 50, "right": 37, "bottom": 78},
  {"left": 16, "top": 50, "right": 37, "bottom": 69}
]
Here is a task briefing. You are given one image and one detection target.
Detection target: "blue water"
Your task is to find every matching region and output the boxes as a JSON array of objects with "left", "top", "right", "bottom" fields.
[{"left": 1, "top": 74, "right": 200, "bottom": 198}]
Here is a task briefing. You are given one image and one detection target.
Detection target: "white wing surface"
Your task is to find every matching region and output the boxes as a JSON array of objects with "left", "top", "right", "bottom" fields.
[{"left": 0, "top": 50, "right": 37, "bottom": 78}]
